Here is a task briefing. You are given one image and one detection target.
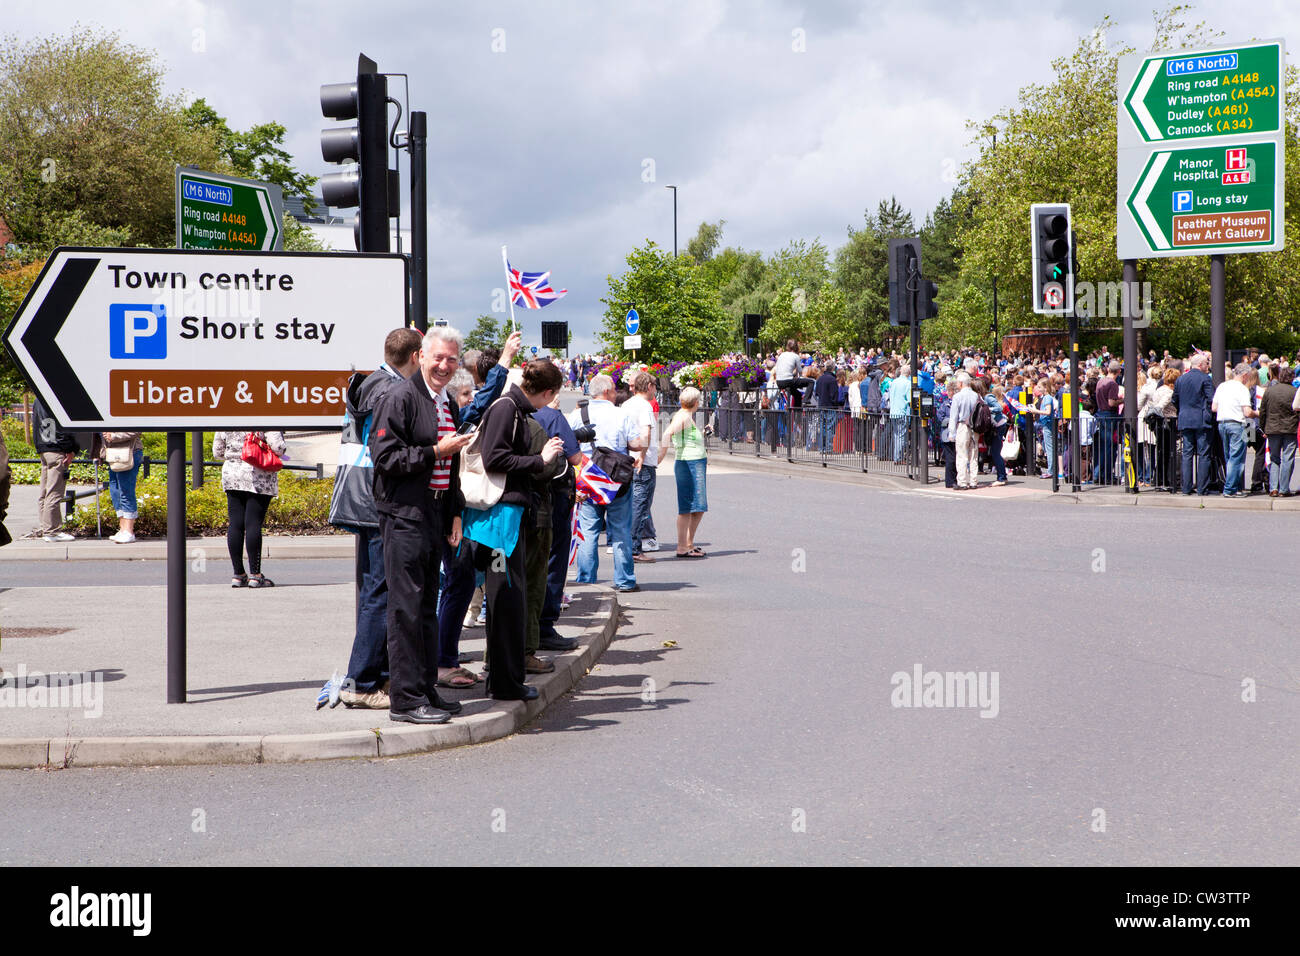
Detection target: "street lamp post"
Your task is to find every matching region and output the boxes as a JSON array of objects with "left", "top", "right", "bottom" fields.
[{"left": 665, "top": 184, "right": 677, "bottom": 256}]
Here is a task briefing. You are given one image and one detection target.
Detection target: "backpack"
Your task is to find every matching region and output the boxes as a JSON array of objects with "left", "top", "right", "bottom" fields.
[
  {"left": 459, "top": 397, "right": 515, "bottom": 511},
  {"left": 970, "top": 397, "right": 993, "bottom": 435}
]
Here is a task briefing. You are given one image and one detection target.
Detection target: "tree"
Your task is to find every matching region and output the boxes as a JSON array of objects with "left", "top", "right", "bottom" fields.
[
  {"left": 182, "top": 98, "right": 319, "bottom": 213},
  {"left": 0, "top": 27, "right": 224, "bottom": 252},
  {"left": 685, "top": 219, "right": 725, "bottom": 263},
  {"left": 599, "top": 241, "right": 733, "bottom": 361},
  {"left": 463, "top": 315, "right": 506, "bottom": 352}
]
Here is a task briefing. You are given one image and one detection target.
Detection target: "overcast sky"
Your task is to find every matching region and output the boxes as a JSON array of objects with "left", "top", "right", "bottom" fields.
[{"left": 7, "top": 1, "right": 1297, "bottom": 352}]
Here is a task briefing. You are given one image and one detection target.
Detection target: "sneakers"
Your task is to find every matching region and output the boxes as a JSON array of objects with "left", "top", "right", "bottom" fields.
[
  {"left": 42, "top": 531, "right": 74, "bottom": 542},
  {"left": 340, "top": 688, "right": 391, "bottom": 709},
  {"left": 462, "top": 610, "right": 481, "bottom": 628},
  {"left": 561, "top": 593, "right": 572, "bottom": 609},
  {"left": 642, "top": 538, "right": 660, "bottom": 552},
  {"left": 316, "top": 671, "right": 344, "bottom": 710},
  {"left": 476, "top": 606, "right": 486, "bottom": 625},
  {"left": 110, "top": 530, "right": 136, "bottom": 543}
]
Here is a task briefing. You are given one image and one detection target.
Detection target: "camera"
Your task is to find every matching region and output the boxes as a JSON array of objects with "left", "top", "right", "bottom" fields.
[{"left": 573, "top": 423, "right": 597, "bottom": 443}]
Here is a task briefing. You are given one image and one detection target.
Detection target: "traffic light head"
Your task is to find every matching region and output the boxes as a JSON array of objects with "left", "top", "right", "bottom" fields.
[
  {"left": 919, "top": 279, "right": 939, "bottom": 320},
  {"left": 1031, "top": 203, "right": 1073, "bottom": 315},
  {"left": 319, "top": 55, "right": 390, "bottom": 252},
  {"left": 887, "top": 237, "right": 922, "bottom": 326}
]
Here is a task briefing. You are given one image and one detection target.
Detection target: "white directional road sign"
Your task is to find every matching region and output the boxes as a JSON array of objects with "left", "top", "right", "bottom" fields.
[
  {"left": 625, "top": 308, "right": 640, "bottom": 335},
  {"left": 2, "top": 247, "right": 407, "bottom": 429}
]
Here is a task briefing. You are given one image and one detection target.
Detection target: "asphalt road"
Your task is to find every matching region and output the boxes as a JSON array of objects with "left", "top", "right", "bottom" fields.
[{"left": 1, "top": 461, "right": 1296, "bottom": 866}]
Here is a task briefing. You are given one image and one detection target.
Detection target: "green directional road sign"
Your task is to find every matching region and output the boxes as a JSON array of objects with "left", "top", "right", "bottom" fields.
[
  {"left": 175, "top": 167, "right": 284, "bottom": 252},
  {"left": 1120, "top": 41, "right": 1282, "bottom": 146},
  {"left": 1122, "top": 141, "right": 1282, "bottom": 257}
]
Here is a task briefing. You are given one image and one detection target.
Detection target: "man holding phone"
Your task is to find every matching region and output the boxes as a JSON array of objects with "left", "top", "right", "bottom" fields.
[{"left": 370, "top": 326, "right": 475, "bottom": 724}]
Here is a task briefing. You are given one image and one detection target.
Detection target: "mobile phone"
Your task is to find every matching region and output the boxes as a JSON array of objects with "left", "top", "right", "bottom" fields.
[{"left": 456, "top": 421, "right": 477, "bottom": 435}]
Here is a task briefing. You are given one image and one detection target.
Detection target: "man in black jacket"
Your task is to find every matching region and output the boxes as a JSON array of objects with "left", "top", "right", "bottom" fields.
[
  {"left": 1171, "top": 352, "right": 1217, "bottom": 495},
  {"left": 370, "top": 326, "right": 474, "bottom": 724},
  {"left": 321, "top": 327, "right": 422, "bottom": 710}
]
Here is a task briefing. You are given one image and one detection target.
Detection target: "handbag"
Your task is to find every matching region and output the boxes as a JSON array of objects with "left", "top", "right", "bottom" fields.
[
  {"left": 1000, "top": 430, "right": 1021, "bottom": 462},
  {"left": 241, "top": 431, "right": 283, "bottom": 472},
  {"left": 458, "top": 397, "right": 513, "bottom": 511},
  {"left": 103, "top": 443, "right": 134, "bottom": 472},
  {"left": 578, "top": 404, "right": 635, "bottom": 484}
]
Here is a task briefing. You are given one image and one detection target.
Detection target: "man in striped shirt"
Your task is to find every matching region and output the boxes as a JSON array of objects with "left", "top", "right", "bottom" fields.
[{"left": 370, "top": 326, "right": 474, "bottom": 725}]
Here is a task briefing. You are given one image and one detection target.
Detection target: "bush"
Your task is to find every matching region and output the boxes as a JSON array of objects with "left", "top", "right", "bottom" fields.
[{"left": 61, "top": 471, "right": 341, "bottom": 537}]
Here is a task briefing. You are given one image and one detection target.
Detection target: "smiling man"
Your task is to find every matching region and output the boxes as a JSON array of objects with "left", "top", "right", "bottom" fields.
[{"left": 370, "top": 326, "right": 475, "bottom": 724}]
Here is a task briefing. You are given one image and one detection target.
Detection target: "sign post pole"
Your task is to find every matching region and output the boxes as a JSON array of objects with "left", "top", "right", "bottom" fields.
[
  {"left": 167, "top": 432, "right": 187, "bottom": 703},
  {"left": 1123, "top": 259, "right": 1140, "bottom": 493}
]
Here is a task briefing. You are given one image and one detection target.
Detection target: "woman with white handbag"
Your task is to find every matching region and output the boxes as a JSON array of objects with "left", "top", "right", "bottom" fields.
[
  {"left": 99, "top": 431, "right": 143, "bottom": 543},
  {"left": 462, "top": 360, "right": 565, "bottom": 701}
]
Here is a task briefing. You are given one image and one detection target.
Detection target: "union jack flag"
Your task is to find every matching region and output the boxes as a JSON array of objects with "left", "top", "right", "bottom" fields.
[
  {"left": 575, "top": 455, "right": 619, "bottom": 505},
  {"left": 568, "top": 503, "right": 583, "bottom": 566},
  {"left": 507, "top": 261, "right": 568, "bottom": 309}
]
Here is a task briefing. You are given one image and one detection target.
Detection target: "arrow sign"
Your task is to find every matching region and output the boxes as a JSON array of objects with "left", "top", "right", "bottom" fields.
[
  {"left": 625, "top": 308, "right": 640, "bottom": 335},
  {"left": 1122, "top": 141, "right": 1281, "bottom": 258},
  {"left": 1120, "top": 41, "right": 1283, "bottom": 146},
  {"left": 2, "top": 247, "right": 407, "bottom": 429},
  {"left": 176, "top": 167, "right": 284, "bottom": 252}
]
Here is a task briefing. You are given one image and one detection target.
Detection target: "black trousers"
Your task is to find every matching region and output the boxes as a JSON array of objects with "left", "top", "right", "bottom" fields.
[
  {"left": 380, "top": 503, "right": 444, "bottom": 712},
  {"left": 476, "top": 534, "right": 529, "bottom": 700},
  {"left": 943, "top": 440, "right": 957, "bottom": 487},
  {"left": 226, "top": 490, "right": 271, "bottom": 574}
]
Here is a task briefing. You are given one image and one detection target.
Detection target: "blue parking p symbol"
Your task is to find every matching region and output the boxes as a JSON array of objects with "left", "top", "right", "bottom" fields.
[
  {"left": 110, "top": 304, "right": 167, "bottom": 358},
  {"left": 1172, "top": 191, "right": 1193, "bottom": 213}
]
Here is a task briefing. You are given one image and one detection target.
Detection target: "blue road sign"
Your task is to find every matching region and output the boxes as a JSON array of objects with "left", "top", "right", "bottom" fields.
[
  {"left": 625, "top": 308, "right": 640, "bottom": 335},
  {"left": 1172, "top": 190, "right": 1193, "bottom": 213}
]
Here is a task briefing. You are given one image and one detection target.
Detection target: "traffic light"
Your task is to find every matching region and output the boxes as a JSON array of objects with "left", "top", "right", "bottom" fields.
[
  {"left": 918, "top": 278, "right": 939, "bottom": 320},
  {"left": 1031, "top": 202, "right": 1074, "bottom": 315},
  {"left": 888, "top": 237, "right": 921, "bottom": 326},
  {"left": 320, "top": 54, "right": 391, "bottom": 252}
]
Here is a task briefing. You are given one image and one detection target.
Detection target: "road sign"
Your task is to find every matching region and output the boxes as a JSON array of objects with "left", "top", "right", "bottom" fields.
[
  {"left": 530, "top": 345, "right": 538, "bottom": 354},
  {"left": 1117, "top": 39, "right": 1285, "bottom": 260},
  {"left": 623, "top": 334, "right": 642, "bottom": 350},
  {"left": 1119, "top": 140, "right": 1283, "bottom": 257},
  {"left": 2, "top": 247, "right": 407, "bottom": 429},
  {"left": 1119, "top": 41, "right": 1283, "bottom": 147},
  {"left": 176, "top": 167, "right": 285, "bottom": 252},
  {"left": 624, "top": 308, "right": 640, "bottom": 335}
]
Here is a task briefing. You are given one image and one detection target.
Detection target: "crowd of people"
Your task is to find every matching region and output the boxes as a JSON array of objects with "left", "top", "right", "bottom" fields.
[
  {"left": 320, "top": 325, "right": 711, "bottom": 724},
  {"left": 701, "top": 339, "right": 1300, "bottom": 496}
]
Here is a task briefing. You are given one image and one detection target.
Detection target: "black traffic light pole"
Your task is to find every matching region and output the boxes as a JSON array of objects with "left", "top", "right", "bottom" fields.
[{"left": 410, "top": 110, "right": 428, "bottom": 333}]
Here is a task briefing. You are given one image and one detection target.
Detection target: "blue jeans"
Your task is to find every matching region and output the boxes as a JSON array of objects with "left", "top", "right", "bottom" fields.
[
  {"left": 1041, "top": 424, "right": 1054, "bottom": 475},
  {"left": 819, "top": 409, "right": 838, "bottom": 453},
  {"left": 1219, "top": 421, "right": 1246, "bottom": 494},
  {"left": 989, "top": 424, "right": 1007, "bottom": 482},
  {"left": 630, "top": 466, "right": 657, "bottom": 553},
  {"left": 346, "top": 526, "right": 389, "bottom": 692},
  {"left": 891, "top": 416, "right": 908, "bottom": 462},
  {"left": 436, "top": 537, "right": 478, "bottom": 669},
  {"left": 576, "top": 491, "right": 635, "bottom": 590},
  {"left": 107, "top": 448, "right": 144, "bottom": 518},
  {"left": 1268, "top": 435, "right": 1296, "bottom": 493},
  {"left": 1094, "top": 412, "right": 1118, "bottom": 484},
  {"left": 1181, "top": 426, "right": 1212, "bottom": 495}
]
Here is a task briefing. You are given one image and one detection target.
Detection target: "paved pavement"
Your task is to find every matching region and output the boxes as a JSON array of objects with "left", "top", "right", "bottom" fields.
[{"left": 0, "top": 451, "right": 1295, "bottom": 865}]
